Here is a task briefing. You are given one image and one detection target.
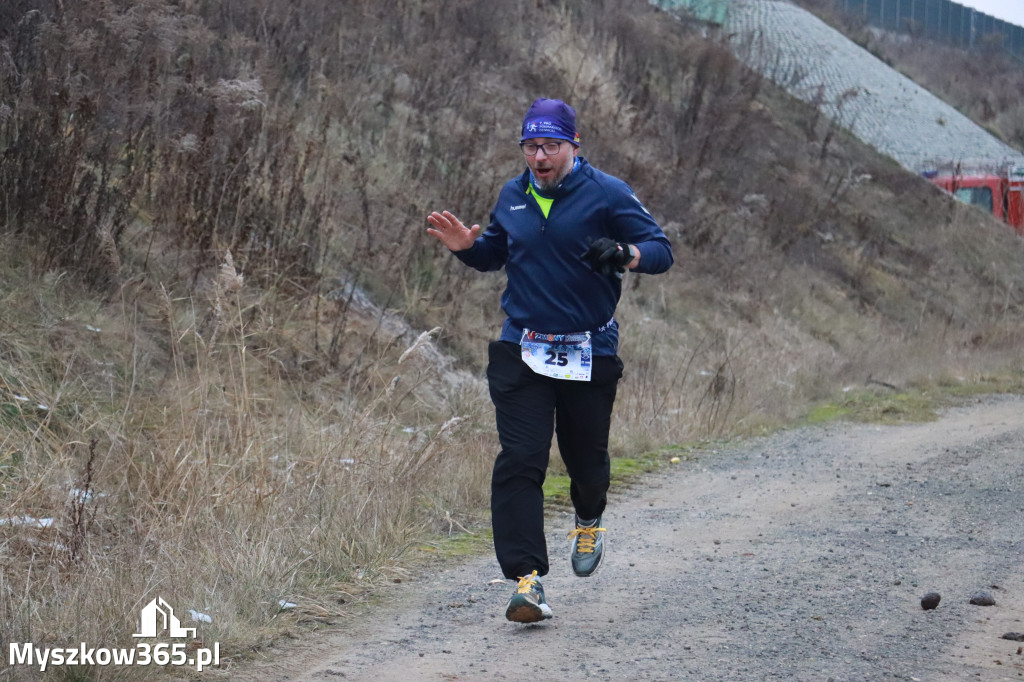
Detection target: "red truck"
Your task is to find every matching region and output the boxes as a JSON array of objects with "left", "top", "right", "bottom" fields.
[{"left": 923, "top": 164, "right": 1024, "bottom": 235}]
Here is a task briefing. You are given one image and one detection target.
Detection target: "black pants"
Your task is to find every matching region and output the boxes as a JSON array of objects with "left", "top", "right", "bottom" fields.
[{"left": 486, "top": 340, "right": 623, "bottom": 580}]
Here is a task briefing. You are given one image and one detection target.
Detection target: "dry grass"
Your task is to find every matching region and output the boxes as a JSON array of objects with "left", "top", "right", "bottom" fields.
[
  {"left": 0, "top": 234, "right": 494, "bottom": 672},
  {"left": 4, "top": 0, "right": 1024, "bottom": 677}
]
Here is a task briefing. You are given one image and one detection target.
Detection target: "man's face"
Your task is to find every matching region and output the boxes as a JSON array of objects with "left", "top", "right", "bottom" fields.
[{"left": 522, "top": 137, "right": 578, "bottom": 191}]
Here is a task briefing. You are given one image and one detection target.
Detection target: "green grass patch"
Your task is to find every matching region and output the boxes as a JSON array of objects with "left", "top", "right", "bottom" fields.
[
  {"left": 852, "top": 391, "right": 940, "bottom": 423},
  {"left": 543, "top": 450, "right": 676, "bottom": 507},
  {"left": 805, "top": 403, "right": 852, "bottom": 424},
  {"left": 610, "top": 454, "right": 660, "bottom": 479},
  {"left": 542, "top": 473, "right": 572, "bottom": 506},
  {"left": 805, "top": 371, "right": 1024, "bottom": 427},
  {"left": 414, "top": 523, "right": 494, "bottom": 562},
  {"left": 430, "top": 526, "right": 493, "bottom": 557},
  {"left": 805, "top": 388, "right": 940, "bottom": 425},
  {"left": 805, "top": 387, "right": 944, "bottom": 425}
]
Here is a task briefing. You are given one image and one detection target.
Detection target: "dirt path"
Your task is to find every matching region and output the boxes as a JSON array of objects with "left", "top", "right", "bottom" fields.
[{"left": 233, "top": 396, "right": 1024, "bottom": 681}]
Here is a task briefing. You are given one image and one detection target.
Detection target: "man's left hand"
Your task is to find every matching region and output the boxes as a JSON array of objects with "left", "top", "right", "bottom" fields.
[{"left": 580, "top": 237, "right": 634, "bottom": 276}]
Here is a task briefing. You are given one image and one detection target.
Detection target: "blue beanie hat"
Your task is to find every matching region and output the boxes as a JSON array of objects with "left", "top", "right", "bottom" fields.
[{"left": 520, "top": 98, "right": 580, "bottom": 145}]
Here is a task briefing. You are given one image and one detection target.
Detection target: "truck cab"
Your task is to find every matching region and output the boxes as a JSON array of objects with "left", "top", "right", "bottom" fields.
[
  {"left": 925, "top": 166, "right": 1024, "bottom": 236},
  {"left": 1009, "top": 167, "right": 1024, "bottom": 233}
]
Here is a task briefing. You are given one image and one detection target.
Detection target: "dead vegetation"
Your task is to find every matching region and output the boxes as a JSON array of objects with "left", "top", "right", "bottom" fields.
[{"left": 2, "top": 0, "right": 1024, "bottom": 674}]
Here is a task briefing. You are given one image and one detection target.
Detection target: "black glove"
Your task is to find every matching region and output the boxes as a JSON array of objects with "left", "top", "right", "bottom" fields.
[{"left": 580, "top": 237, "right": 633, "bottom": 276}]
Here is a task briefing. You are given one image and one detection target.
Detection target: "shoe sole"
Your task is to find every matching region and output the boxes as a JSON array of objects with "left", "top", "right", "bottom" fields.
[{"left": 505, "top": 600, "right": 553, "bottom": 623}]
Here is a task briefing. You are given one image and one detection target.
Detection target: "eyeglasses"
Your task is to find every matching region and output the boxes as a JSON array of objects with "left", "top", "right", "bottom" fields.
[{"left": 520, "top": 140, "right": 566, "bottom": 156}]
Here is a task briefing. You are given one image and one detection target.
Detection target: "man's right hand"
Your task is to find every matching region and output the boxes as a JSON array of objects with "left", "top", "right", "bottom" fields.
[{"left": 426, "top": 211, "right": 481, "bottom": 252}]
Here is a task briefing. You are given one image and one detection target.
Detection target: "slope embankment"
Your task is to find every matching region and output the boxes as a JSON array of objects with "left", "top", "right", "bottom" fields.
[{"left": 725, "top": 0, "right": 1024, "bottom": 172}]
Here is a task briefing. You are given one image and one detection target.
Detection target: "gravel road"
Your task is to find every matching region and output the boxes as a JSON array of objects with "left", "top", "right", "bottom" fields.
[{"left": 234, "top": 395, "right": 1024, "bottom": 681}]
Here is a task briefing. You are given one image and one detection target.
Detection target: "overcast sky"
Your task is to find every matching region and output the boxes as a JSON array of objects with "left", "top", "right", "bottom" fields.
[{"left": 956, "top": 0, "right": 1024, "bottom": 27}]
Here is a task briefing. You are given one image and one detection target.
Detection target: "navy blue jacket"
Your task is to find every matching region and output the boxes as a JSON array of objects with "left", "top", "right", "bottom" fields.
[{"left": 455, "top": 157, "right": 673, "bottom": 356}]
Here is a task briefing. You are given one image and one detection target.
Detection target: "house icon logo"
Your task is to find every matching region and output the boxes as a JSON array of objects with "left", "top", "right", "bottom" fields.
[{"left": 133, "top": 597, "right": 197, "bottom": 638}]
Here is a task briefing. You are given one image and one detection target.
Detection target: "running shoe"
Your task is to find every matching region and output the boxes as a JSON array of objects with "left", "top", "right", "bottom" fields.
[
  {"left": 568, "top": 516, "right": 606, "bottom": 577},
  {"left": 504, "top": 570, "right": 553, "bottom": 623}
]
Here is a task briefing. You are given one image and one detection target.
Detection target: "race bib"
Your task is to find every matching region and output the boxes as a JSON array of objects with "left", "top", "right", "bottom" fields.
[{"left": 520, "top": 329, "right": 592, "bottom": 381}]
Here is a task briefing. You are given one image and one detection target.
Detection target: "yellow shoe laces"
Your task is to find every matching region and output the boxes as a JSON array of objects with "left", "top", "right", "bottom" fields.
[
  {"left": 567, "top": 525, "right": 607, "bottom": 554},
  {"left": 516, "top": 570, "right": 540, "bottom": 593}
]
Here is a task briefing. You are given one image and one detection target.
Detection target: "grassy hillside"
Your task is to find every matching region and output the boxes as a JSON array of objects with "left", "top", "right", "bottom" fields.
[{"left": 3, "top": 0, "right": 1024, "bottom": 674}]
